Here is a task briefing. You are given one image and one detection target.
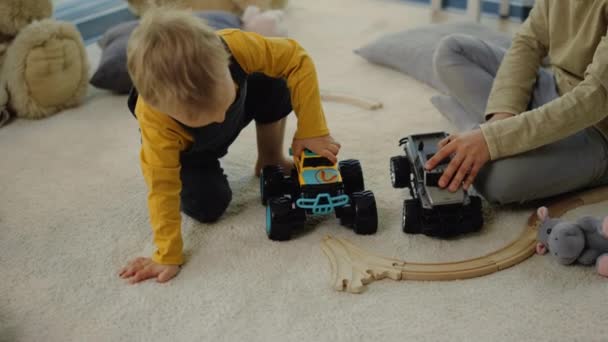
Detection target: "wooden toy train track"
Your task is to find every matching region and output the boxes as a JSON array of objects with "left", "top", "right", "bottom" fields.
[
  {"left": 321, "top": 186, "right": 608, "bottom": 294},
  {"left": 320, "top": 90, "right": 383, "bottom": 110}
]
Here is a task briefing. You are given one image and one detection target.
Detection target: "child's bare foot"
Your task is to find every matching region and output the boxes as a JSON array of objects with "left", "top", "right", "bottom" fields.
[
  {"left": 602, "top": 217, "right": 608, "bottom": 237},
  {"left": 255, "top": 157, "right": 294, "bottom": 177},
  {"left": 119, "top": 257, "right": 180, "bottom": 284}
]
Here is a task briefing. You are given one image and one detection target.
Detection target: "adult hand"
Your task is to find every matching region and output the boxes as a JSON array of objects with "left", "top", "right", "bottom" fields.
[{"left": 425, "top": 129, "right": 491, "bottom": 192}]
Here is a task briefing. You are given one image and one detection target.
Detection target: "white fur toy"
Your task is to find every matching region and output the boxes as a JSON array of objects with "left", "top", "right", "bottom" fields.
[
  {"left": 242, "top": 5, "right": 287, "bottom": 37},
  {"left": 0, "top": 0, "right": 88, "bottom": 124}
]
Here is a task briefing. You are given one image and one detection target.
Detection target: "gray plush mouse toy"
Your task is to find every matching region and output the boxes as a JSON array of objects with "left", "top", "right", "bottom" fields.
[{"left": 536, "top": 206, "right": 608, "bottom": 276}]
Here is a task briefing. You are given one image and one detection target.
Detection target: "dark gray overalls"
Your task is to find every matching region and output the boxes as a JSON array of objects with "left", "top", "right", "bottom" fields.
[{"left": 128, "top": 48, "right": 292, "bottom": 222}]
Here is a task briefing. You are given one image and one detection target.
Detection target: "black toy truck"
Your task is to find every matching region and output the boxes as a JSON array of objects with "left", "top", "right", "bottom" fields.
[{"left": 390, "top": 132, "right": 483, "bottom": 237}]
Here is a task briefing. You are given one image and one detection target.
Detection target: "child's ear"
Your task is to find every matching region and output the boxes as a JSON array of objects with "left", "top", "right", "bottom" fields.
[{"left": 537, "top": 207, "right": 549, "bottom": 222}]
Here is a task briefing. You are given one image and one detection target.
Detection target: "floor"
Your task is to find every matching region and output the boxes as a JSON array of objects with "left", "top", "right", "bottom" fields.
[{"left": 2, "top": 0, "right": 606, "bottom": 341}]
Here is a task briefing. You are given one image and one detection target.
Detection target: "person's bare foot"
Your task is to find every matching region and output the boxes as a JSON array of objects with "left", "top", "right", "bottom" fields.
[{"left": 255, "top": 156, "right": 294, "bottom": 177}]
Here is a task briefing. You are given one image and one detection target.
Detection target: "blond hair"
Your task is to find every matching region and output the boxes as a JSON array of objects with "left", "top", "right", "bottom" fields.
[{"left": 127, "top": 8, "right": 230, "bottom": 114}]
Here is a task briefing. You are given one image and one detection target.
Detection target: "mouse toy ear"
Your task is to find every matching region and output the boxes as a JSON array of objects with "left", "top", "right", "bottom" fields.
[{"left": 537, "top": 207, "right": 549, "bottom": 222}]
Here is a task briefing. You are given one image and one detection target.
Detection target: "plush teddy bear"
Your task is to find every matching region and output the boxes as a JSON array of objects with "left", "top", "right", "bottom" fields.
[
  {"left": 535, "top": 206, "right": 608, "bottom": 276},
  {"left": 0, "top": 0, "right": 89, "bottom": 126},
  {"left": 126, "top": 0, "right": 288, "bottom": 17}
]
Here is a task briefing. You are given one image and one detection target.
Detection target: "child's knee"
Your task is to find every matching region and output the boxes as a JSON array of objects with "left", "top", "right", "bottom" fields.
[
  {"left": 435, "top": 35, "right": 464, "bottom": 61},
  {"left": 433, "top": 34, "right": 477, "bottom": 89},
  {"left": 434, "top": 34, "right": 477, "bottom": 63},
  {"left": 181, "top": 186, "right": 232, "bottom": 223}
]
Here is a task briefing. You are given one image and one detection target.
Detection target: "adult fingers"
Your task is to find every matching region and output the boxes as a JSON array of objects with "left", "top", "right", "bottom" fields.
[
  {"left": 438, "top": 151, "right": 465, "bottom": 188},
  {"left": 426, "top": 142, "right": 457, "bottom": 171},
  {"left": 438, "top": 135, "right": 452, "bottom": 148},
  {"left": 463, "top": 162, "right": 482, "bottom": 190},
  {"left": 448, "top": 157, "right": 473, "bottom": 192}
]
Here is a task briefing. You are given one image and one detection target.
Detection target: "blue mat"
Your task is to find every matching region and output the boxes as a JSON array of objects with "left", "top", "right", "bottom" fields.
[{"left": 54, "top": 0, "right": 136, "bottom": 44}]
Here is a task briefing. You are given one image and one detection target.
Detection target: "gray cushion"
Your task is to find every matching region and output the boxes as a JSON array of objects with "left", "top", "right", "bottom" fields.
[
  {"left": 90, "top": 11, "right": 242, "bottom": 94},
  {"left": 354, "top": 22, "right": 512, "bottom": 94},
  {"left": 430, "top": 95, "right": 481, "bottom": 132}
]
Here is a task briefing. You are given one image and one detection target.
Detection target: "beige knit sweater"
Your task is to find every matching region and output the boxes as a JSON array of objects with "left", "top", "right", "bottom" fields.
[{"left": 481, "top": 0, "right": 608, "bottom": 160}]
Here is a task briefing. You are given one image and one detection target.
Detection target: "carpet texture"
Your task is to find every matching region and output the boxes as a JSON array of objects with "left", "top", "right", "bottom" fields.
[{"left": 1, "top": 0, "right": 606, "bottom": 341}]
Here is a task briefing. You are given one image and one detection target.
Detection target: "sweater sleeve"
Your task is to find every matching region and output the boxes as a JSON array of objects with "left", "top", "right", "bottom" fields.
[
  {"left": 220, "top": 29, "right": 329, "bottom": 139},
  {"left": 484, "top": 0, "right": 549, "bottom": 119},
  {"left": 136, "top": 100, "right": 186, "bottom": 265},
  {"left": 481, "top": 30, "right": 608, "bottom": 160}
]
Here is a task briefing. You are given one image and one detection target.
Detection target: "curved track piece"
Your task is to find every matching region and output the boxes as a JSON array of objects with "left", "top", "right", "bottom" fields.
[
  {"left": 320, "top": 90, "right": 383, "bottom": 110},
  {"left": 321, "top": 186, "right": 608, "bottom": 294}
]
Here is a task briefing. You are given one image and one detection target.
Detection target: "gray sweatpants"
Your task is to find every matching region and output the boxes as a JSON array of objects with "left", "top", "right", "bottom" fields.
[{"left": 433, "top": 34, "right": 608, "bottom": 205}]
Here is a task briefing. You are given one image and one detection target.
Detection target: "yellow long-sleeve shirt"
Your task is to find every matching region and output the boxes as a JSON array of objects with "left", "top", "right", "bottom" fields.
[
  {"left": 134, "top": 29, "right": 330, "bottom": 265},
  {"left": 481, "top": 0, "right": 608, "bottom": 160}
]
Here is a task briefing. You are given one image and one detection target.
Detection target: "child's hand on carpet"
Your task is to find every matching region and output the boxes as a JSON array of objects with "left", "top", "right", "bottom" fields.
[
  {"left": 425, "top": 129, "right": 490, "bottom": 192},
  {"left": 292, "top": 135, "right": 341, "bottom": 164},
  {"left": 119, "top": 257, "right": 180, "bottom": 284}
]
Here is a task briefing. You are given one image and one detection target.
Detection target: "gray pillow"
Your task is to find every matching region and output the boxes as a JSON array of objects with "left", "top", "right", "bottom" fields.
[
  {"left": 354, "top": 22, "right": 512, "bottom": 94},
  {"left": 430, "top": 95, "right": 482, "bottom": 132},
  {"left": 90, "top": 11, "right": 242, "bottom": 94}
]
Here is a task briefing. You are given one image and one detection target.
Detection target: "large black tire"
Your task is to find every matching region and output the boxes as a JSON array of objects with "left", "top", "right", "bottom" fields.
[
  {"left": 266, "top": 196, "right": 293, "bottom": 241},
  {"left": 336, "top": 205, "right": 353, "bottom": 227},
  {"left": 402, "top": 199, "right": 422, "bottom": 234},
  {"left": 260, "top": 165, "right": 286, "bottom": 205},
  {"left": 290, "top": 167, "right": 301, "bottom": 196},
  {"left": 339, "top": 159, "right": 364, "bottom": 195},
  {"left": 463, "top": 196, "right": 484, "bottom": 232},
  {"left": 468, "top": 196, "right": 483, "bottom": 213},
  {"left": 390, "top": 155, "right": 411, "bottom": 188},
  {"left": 351, "top": 190, "right": 378, "bottom": 235}
]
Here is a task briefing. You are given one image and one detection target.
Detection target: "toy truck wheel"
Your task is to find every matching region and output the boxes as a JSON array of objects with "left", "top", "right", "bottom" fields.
[
  {"left": 463, "top": 196, "right": 484, "bottom": 232},
  {"left": 402, "top": 199, "right": 422, "bottom": 234},
  {"left": 390, "top": 156, "right": 411, "bottom": 188},
  {"left": 292, "top": 206, "right": 307, "bottom": 228},
  {"left": 467, "top": 196, "right": 482, "bottom": 213},
  {"left": 266, "top": 196, "right": 293, "bottom": 241},
  {"left": 337, "top": 205, "right": 354, "bottom": 227},
  {"left": 339, "top": 159, "right": 365, "bottom": 195},
  {"left": 351, "top": 190, "right": 378, "bottom": 235},
  {"left": 289, "top": 167, "right": 301, "bottom": 196},
  {"left": 260, "top": 165, "right": 285, "bottom": 205}
]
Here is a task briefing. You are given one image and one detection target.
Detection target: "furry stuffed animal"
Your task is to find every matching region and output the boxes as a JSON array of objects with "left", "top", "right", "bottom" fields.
[
  {"left": 0, "top": 0, "right": 89, "bottom": 125},
  {"left": 536, "top": 206, "right": 608, "bottom": 276},
  {"left": 127, "top": 0, "right": 288, "bottom": 17},
  {"left": 233, "top": 0, "right": 287, "bottom": 13},
  {"left": 242, "top": 5, "right": 287, "bottom": 37}
]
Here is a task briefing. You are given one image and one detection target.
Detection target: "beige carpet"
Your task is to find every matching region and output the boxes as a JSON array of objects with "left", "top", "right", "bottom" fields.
[{"left": 1, "top": 0, "right": 607, "bottom": 341}]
